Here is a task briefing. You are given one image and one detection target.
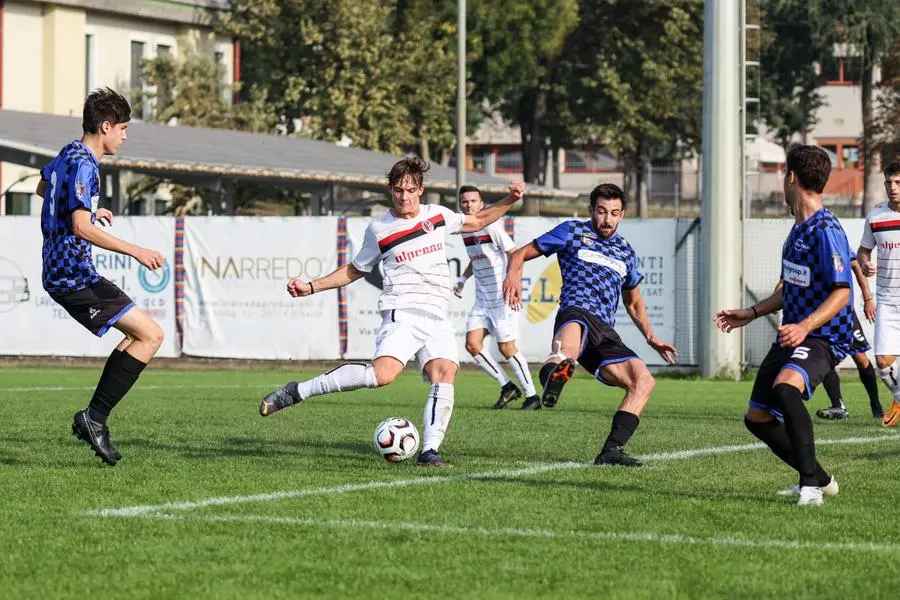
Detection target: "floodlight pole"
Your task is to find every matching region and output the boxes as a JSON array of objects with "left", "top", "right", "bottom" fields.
[
  {"left": 456, "top": 0, "right": 466, "bottom": 191},
  {"left": 700, "top": 0, "right": 743, "bottom": 379}
]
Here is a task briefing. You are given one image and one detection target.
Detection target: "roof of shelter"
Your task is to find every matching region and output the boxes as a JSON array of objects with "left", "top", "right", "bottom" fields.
[{"left": 0, "top": 109, "right": 577, "bottom": 200}]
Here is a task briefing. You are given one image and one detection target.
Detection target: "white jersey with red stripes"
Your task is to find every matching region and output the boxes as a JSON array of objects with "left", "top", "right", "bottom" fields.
[
  {"left": 352, "top": 204, "right": 465, "bottom": 318},
  {"left": 860, "top": 203, "right": 900, "bottom": 306},
  {"left": 461, "top": 220, "right": 516, "bottom": 309}
]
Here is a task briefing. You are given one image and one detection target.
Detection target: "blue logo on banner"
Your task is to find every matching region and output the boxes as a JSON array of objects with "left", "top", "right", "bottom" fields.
[{"left": 138, "top": 262, "right": 171, "bottom": 293}]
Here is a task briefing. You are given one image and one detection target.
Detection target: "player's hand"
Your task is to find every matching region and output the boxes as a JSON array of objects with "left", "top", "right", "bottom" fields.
[
  {"left": 647, "top": 335, "right": 678, "bottom": 365},
  {"left": 714, "top": 308, "right": 754, "bottom": 333},
  {"left": 507, "top": 181, "right": 525, "bottom": 203},
  {"left": 861, "top": 261, "right": 876, "bottom": 277},
  {"left": 503, "top": 274, "right": 523, "bottom": 311},
  {"left": 134, "top": 248, "right": 165, "bottom": 270},
  {"left": 287, "top": 278, "right": 313, "bottom": 297},
  {"left": 864, "top": 298, "right": 876, "bottom": 323},
  {"left": 96, "top": 208, "right": 113, "bottom": 227},
  {"left": 777, "top": 322, "right": 810, "bottom": 348},
  {"left": 452, "top": 276, "right": 467, "bottom": 298}
]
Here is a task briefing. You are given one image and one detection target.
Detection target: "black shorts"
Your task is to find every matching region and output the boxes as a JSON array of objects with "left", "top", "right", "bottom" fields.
[
  {"left": 848, "top": 310, "right": 871, "bottom": 354},
  {"left": 553, "top": 306, "right": 640, "bottom": 386},
  {"left": 749, "top": 337, "right": 839, "bottom": 416},
  {"left": 50, "top": 277, "right": 135, "bottom": 337}
]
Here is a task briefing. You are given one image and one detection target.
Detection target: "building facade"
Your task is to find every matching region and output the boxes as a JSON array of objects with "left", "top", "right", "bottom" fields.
[{"left": 0, "top": 0, "right": 235, "bottom": 215}]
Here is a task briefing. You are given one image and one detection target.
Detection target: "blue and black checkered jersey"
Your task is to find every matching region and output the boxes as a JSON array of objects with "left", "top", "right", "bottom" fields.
[
  {"left": 781, "top": 208, "right": 855, "bottom": 358},
  {"left": 533, "top": 220, "right": 642, "bottom": 327},
  {"left": 39, "top": 140, "right": 101, "bottom": 294}
]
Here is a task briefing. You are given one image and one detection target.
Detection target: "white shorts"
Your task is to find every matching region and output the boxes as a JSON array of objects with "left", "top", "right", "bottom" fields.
[
  {"left": 466, "top": 304, "right": 518, "bottom": 343},
  {"left": 875, "top": 303, "right": 900, "bottom": 356},
  {"left": 374, "top": 308, "right": 459, "bottom": 371}
]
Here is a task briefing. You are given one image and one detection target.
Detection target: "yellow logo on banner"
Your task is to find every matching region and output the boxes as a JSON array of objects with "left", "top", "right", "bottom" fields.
[{"left": 526, "top": 261, "right": 562, "bottom": 324}]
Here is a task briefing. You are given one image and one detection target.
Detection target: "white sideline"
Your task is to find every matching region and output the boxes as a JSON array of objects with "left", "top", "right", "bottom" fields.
[
  {"left": 0, "top": 383, "right": 278, "bottom": 393},
  {"left": 145, "top": 513, "right": 900, "bottom": 553},
  {"left": 89, "top": 432, "right": 900, "bottom": 518}
]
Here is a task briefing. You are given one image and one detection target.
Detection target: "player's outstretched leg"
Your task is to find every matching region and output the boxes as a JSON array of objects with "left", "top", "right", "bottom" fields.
[
  {"left": 815, "top": 370, "right": 849, "bottom": 420},
  {"left": 591, "top": 359, "right": 655, "bottom": 467},
  {"left": 260, "top": 362, "right": 379, "bottom": 416},
  {"left": 539, "top": 359, "right": 575, "bottom": 408}
]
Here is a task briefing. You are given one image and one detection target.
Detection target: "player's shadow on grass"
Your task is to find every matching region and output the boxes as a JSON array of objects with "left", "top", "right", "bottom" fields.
[{"left": 485, "top": 476, "right": 646, "bottom": 495}]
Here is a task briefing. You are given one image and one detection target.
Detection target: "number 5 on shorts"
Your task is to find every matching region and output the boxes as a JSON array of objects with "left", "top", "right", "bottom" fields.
[{"left": 791, "top": 346, "right": 810, "bottom": 360}]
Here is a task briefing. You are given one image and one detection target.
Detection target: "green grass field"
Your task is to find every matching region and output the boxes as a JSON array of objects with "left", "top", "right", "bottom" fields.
[{"left": 1, "top": 365, "right": 898, "bottom": 599}]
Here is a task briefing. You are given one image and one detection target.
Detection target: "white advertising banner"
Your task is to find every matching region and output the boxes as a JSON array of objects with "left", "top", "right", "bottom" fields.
[
  {"left": 344, "top": 216, "right": 677, "bottom": 365},
  {"left": 0, "top": 216, "right": 178, "bottom": 357},
  {"left": 181, "top": 217, "right": 339, "bottom": 359}
]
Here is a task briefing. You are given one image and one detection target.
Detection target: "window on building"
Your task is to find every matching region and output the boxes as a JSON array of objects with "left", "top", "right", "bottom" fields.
[
  {"left": 821, "top": 54, "right": 863, "bottom": 85},
  {"left": 496, "top": 148, "right": 523, "bottom": 172},
  {"left": 564, "top": 148, "right": 619, "bottom": 172},
  {"left": 4, "top": 192, "right": 32, "bottom": 215},
  {"left": 155, "top": 44, "right": 173, "bottom": 113},
  {"left": 842, "top": 145, "right": 860, "bottom": 169},
  {"left": 472, "top": 148, "right": 491, "bottom": 172},
  {"left": 84, "top": 34, "right": 95, "bottom": 97},
  {"left": 214, "top": 50, "right": 228, "bottom": 100},
  {"left": 818, "top": 141, "right": 861, "bottom": 169},
  {"left": 131, "top": 41, "right": 147, "bottom": 119}
]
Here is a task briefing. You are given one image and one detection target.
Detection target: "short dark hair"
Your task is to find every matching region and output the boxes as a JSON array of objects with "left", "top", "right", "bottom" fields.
[
  {"left": 589, "top": 183, "right": 626, "bottom": 210},
  {"left": 786, "top": 144, "right": 831, "bottom": 194},
  {"left": 458, "top": 185, "right": 481, "bottom": 197},
  {"left": 387, "top": 156, "right": 430, "bottom": 188},
  {"left": 885, "top": 161, "right": 900, "bottom": 178},
  {"left": 82, "top": 87, "right": 131, "bottom": 134}
]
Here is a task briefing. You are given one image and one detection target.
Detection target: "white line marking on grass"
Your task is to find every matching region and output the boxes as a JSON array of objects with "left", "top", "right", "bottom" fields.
[
  {"left": 89, "top": 432, "right": 900, "bottom": 518},
  {"left": 146, "top": 513, "right": 900, "bottom": 553},
  {"left": 0, "top": 383, "right": 279, "bottom": 393}
]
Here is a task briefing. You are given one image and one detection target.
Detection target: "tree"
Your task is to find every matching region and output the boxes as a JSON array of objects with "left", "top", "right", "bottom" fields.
[
  {"left": 757, "top": 0, "right": 828, "bottom": 147},
  {"left": 874, "top": 42, "right": 900, "bottom": 162},
  {"left": 134, "top": 49, "right": 294, "bottom": 215},
  {"left": 810, "top": 0, "right": 900, "bottom": 214},
  {"left": 559, "top": 0, "right": 704, "bottom": 216},
  {"left": 468, "top": 0, "right": 579, "bottom": 213}
]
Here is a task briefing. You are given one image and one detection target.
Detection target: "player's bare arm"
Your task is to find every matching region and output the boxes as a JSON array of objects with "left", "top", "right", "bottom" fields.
[
  {"left": 71, "top": 209, "right": 164, "bottom": 270},
  {"left": 778, "top": 286, "right": 851, "bottom": 348},
  {"left": 503, "top": 242, "right": 542, "bottom": 309},
  {"left": 851, "top": 259, "right": 876, "bottom": 322},
  {"left": 35, "top": 179, "right": 47, "bottom": 197},
  {"left": 622, "top": 286, "right": 677, "bottom": 364},
  {"left": 715, "top": 282, "right": 784, "bottom": 333},
  {"left": 288, "top": 263, "right": 366, "bottom": 297},
  {"left": 857, "top": 246, "right": 876, "bottom": 277},
  {"left": 460, "top": 182, "right": 524, "bottom": 233}
]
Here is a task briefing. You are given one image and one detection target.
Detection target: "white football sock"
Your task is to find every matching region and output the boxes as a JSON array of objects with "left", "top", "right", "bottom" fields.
[
  {"left": 879, "top": 361, "right": 900, "bottom": 402},
  {"left": 296, "top": 363, "right": 378, "bottom": 400},
  {"left": 507, "top": 352, "right": 536, "bottom": 396},
  {"left": 422, "top": 383, "right": 454, "bottom": 452},
  {"left": 473, "top": 352, "right": 510, "bottom": 386}
]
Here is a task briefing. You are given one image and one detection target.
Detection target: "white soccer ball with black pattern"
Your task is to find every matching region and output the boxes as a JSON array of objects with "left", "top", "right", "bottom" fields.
[{"left": 373, "top": 417, "right": 420, "bottom": 462}]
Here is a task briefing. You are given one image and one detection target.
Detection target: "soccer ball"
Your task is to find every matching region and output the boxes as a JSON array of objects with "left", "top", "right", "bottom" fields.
[{"left": 373, "top": 417, "right": 420, "bottom": 462}]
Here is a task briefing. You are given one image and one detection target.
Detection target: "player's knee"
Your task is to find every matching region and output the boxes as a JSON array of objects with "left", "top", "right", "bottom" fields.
[
  {"left": 853, "top": 353, "right": 869, "bottom": 368},
  {"left": 374, "top": 365, "right": 398, "bottom": 386},
  {"left": 429, "top": 363, "right": 458, "bottom": 383},
  {"left": 628, "top": 366, "right": 655, "bottom": 397},
  {"left": 497, "top": 342, "right": 517, "bottom": 359},
  {"left": 464, "top": 340, "right": 482, "bottom": 355},
  {"left": 145, "top": 323, "right": 164, "bottom": 352},
  {"left": 876, "top": 355, "right": 895, "bottom": 370}
]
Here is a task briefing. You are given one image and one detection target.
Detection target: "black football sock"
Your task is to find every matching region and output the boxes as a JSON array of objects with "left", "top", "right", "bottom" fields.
[
  {"left": 88, "top": 350, "right": 147, "bottom": 425},
  {"left": 743, "top": 416, "right": 830, "bottom": 485},
  {"left": 602, "top": 410, "right": 640, "bottom": 452},
  {"left": 774, "top": 383, "right": 823, "bottom": 487},
  {"left": 858, "top": 363, "right": 880, "bottom": 406},
  {"left": 821, "top": 370, "right": 844, "bottom": 409}
]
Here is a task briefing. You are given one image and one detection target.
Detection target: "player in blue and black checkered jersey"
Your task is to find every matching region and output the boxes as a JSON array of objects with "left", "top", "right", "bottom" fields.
[
  {"left": 716, "top": 144, "right": 856, "bottom": 506},
  {"left": 36, "top": 88, "right": 166, "bottom": 467},
  {"left": 504, "top": 183, "right": 678, "bottom": 467}
]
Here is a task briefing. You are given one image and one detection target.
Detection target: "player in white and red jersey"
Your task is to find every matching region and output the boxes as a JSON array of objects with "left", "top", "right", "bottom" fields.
[
  {"left": 858, "top": 161, "right": 900, "bottom": 427},
  {"left": 452, "top": 185, "right": 539, "bottom": 410},
  {"left": 259, "top": 157, "right": 525, "bottom": 467}
]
